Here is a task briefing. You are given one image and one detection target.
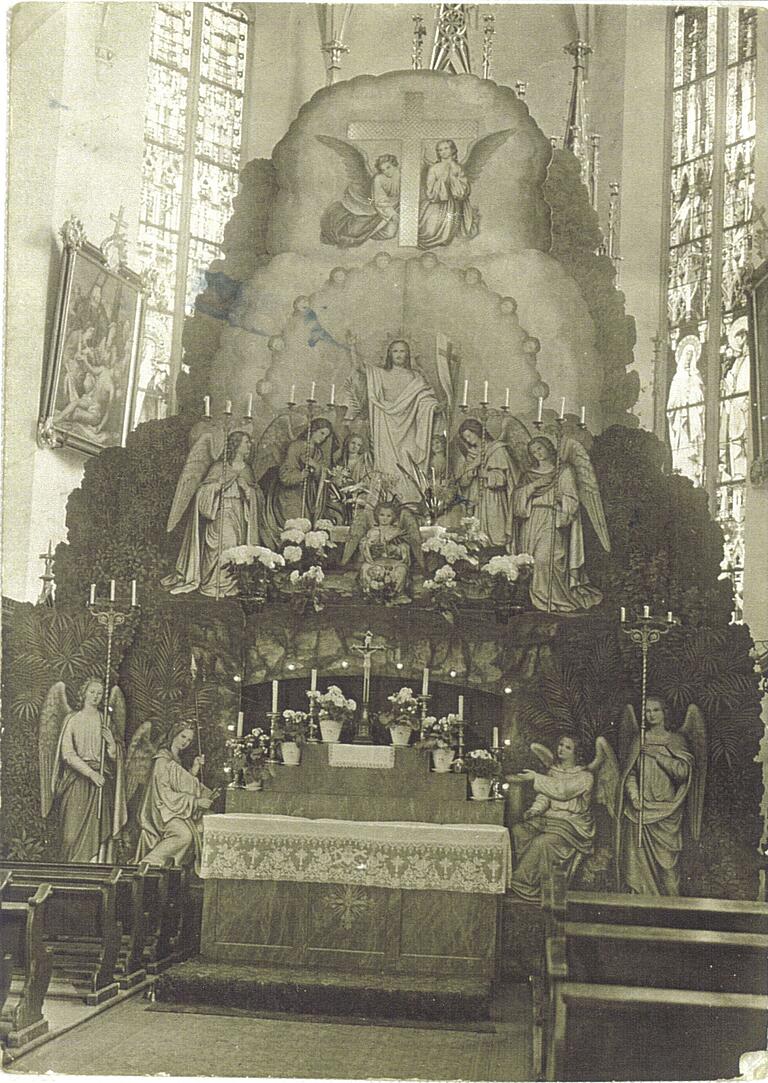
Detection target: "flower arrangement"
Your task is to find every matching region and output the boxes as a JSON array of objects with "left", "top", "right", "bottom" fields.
[
  {"left": 306, "top": 685, "right": 357, "bottom": 723},
  {"left": 364, "top": 563, "right": 401, "bottom": 604},
  {"left": 378, "top": 686, "right": 423, "bottom": 731},
  {"left": 481, "top": 553, "right": 535, "bottom": 582},
  {"left": 222, "top": 545, "right": 286, "bottom": 604},
  {"left": 275, "top": 709, "right": 310, "bottom": 744},
  {"left": 481, "top": 553, "right": 534, "bottom": 614},
  {"left": 422, "top": 533, "right": 477, "bottom": 567},
  {"left": 457, "top": 748, "right": 501, "bottom": 780},
  {"left": 279, "top": 518, "right": 331, "bottom": 568},
  {"left": 417, "top": 713, "right": 464, "bottom": 750},
  {"left": 225, "top": 727, "right": 273, "bottom": 785},
  {"left": 287, "top": 564, "right": 325, "bottom": 614},
  {"left": 422, "top": 564, "right": 462, "bottom": 622}
]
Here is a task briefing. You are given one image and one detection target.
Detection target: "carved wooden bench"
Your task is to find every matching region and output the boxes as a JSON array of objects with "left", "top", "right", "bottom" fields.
[{"left": 0, "top": 880, "right": 54, "bottom": 1048}]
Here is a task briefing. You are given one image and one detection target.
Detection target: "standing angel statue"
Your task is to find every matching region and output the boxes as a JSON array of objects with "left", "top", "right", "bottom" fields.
[
  {"left": 508, "top": 734, "right": 619, "bottom": 901},
  {"left": 616, "top": 697, "right": 707, "bottom": 895},
  {"left": 317, "top": 140, "right": 401, "bottom": 248},
  {"left": 38, "top": 677, "right": 127, "bottom": 863},
  {"left": 508, "top": 435, "right": 610, "bottom": 612},
  {"left": 163, "top": 428, "right": 264, "bottom": 598}
]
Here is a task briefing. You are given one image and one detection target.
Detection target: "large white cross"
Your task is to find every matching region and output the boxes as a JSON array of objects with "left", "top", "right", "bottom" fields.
[{"left": 347, "top": 92, "right": 477, "bottom": 247}]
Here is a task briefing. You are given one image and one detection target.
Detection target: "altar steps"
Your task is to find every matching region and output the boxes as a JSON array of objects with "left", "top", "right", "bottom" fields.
[{"left": 153, "top": 959, "right": 493, "bottom": 1022}]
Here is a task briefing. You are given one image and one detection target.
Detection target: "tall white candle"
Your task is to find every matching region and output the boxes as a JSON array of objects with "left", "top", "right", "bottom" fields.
[
  {"left": 109, "top": 579, "right": 116, "bottom": 602},
  {"left": 310, "top": 382, "right": 316, "bottom": 401},
  {"left": 246, "top": 393, "right": 253, "bottom": 418},
  {"left": 505, "top": 387, "right": 510, "bottom": 408},
  {"left": 458, "top": 695, "right": 464, "bottom": 720},
  {"left": 492, "top": 726, "right": 499, "bottom": 748},
  {"left": 329, "top": 384, "right": 335, "bottom": 405},
  {"left": 204, "top": 395, "right": 211, "bottom": 417},
  {"left": 483, "top": 380, "right": 489, "bottom": 402},
  {"left": 237, "top": 711, "right": 244, "bottom": 738},
  {"left": 272, "top": 680, "right": 279, "bottom": 713},
  {"left": 537, "top": 397, "right": 543, "bottom": 423},
  {"left": 620, "top": 607, "right": 626, "bottom": 623},
  {"left": 310, "top": 668, "right": 318, "bottom": 692},
  {"left": 224, "top": 399, "right": 232, "bottom": 415},
  {"left": 422, "top": 668, "right": 430, "bottom": 696},
  {"left": 667, "top": 611, "right": 673, "bottom": 624},
  {"left": 462, "top": 379, "right": 468, "bottom": 407},
  {"left": 131, "top": 580, "right": 137, "bottom": 608},
  {"left": 289, "top": 384, "right": 296, "bottom": 404},
  {"left": 580, "top": 405, "right": 586, "bottom": 426},
  {"left": 559, "top": 397, "right": 566, "bottom": 419},
  {"left": 89, "top": 583, "right": 96, "bottom": 606},
  {"left": 643, "top": 604, "right": 650, "bottom": 618}
]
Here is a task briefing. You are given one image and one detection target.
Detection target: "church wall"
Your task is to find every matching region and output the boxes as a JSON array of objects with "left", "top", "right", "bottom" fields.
[{"left": 3, "top": 2, "right": 152, "bottom": 602}]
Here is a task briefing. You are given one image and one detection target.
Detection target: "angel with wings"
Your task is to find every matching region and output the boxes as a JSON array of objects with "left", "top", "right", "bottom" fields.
[
  {"left": 508, "top": 434, "right": 610, "bottom": 612},
  {"left": 342, "top": 497, "right": 424, "bottom": 604},
  {"left": 508, "top": 733, "right": 619, "bottom": 902},
  {"left": 616, "top": 697, "right": 707, "bottom": 896},
  {"left": 39, "top": 677, "right": 127, "bottom": 863},
  {"left": 318, "top": 144, "right": 401, "bottom": 248},
  {"left": 418, "top": 132, "right": 513, "bottom": 250},
  {"left": 162, "top": 428, "right": 264, "bottom": 598}
]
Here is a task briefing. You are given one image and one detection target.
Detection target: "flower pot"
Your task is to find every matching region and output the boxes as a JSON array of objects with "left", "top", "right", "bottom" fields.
[
  {"left": 320, "top": 718, "right": 344, "bottom": 743},
  {"left": 244, "top": 778, "right": 264, "bottom": 791},
  {"left": 432, "top": 748, "right": 455, "bottom": 773},
  {"left": 389, "top": 724, "right": 413, "bottom": 747},
  {"left": 470, "top": 777, "right": 493, "bottom": 800},
  {"left": 280, "top": 741, "right": 301, "bottom": 766}
]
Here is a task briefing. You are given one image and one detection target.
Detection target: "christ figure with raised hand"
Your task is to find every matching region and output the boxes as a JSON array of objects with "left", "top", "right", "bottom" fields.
[{"left": 346, "top": 333, "right": 439, "bottom": 505}]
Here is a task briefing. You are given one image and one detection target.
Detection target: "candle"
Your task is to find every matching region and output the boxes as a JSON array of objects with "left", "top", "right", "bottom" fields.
[
  {"left": 236, "top": 711, "right": 244, "bottom": 738},
  {"left": 246, "top": 393, "right": 253, "bottom": 418},
  {"left": 422, "top": 668, "right": 430, "bottom": 697},
  {"left": 224, "top": 399, "right": 232, "bottom": 415},
  {"left": 89, "top": 583, "right": 96, "bottom": 606},
  {"left": 559, "top": 397, "right": 566, "bottom": 419},
  {"left": 505, "top": 387, "right": 510, "bottom": 408},
  {"left": 620, "top": 607, "right": 626, "bottom": 623},
  {"left": 461, "top": 379, "right": 468, "bottom": 407},
  {"left": 310, "top": 382, "right": 316, "bottom": 401},
  {"left": 204, "top": 395, "right": 211, "bottom": 417},
  {"left": 458, "top": 695, "right": 464, "bottom": 720},
  {"left": 483, "top": 380, "right": 489, "bottom": 402},
  {"left": 667, "top": 611, "right": 673, "bottom": 624},
  {"left": 580, "top": 405, "right": 586, "bottom": 426},
  {"left": 289, "top": 384, "right": 296, "bottom": 404},
  {"left": 131, "top": 580, "right": 137, "bottom": 608},
  {"left": 272, "top": 680, "right": 279, "bottom": 714},
  {"left": 643, "top": 604, "right": 650, "bottom": 618},
  {"left": 537, "top": 397, "right": 543, "bottom": 423},
  {"left": 310, "top": 668, "right": 318, "bottom": 692},
  {"left": 109, "top": 579, "right": 116, "bottom": 602},
  {"left": 492, "top": 726, "right": 499, "bottom": 748},
  {"left": 329, "top": 384, "right": 335, "bottom": 406}
]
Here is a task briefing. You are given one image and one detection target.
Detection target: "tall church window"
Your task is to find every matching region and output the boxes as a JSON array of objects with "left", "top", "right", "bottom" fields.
[
  {"left": 134, "top": 2, "right": 248, "bottom": 425},
  {"left": 665, "top": 6, "right": 756, "bottom": 618}
]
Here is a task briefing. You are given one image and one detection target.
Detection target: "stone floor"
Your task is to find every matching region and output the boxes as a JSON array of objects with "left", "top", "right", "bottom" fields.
[{"left": 6, "top": 981, "right": 533, "bottom": 1080}]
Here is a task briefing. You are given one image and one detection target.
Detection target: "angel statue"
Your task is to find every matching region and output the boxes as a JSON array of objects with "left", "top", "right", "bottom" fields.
[
  {"left": 507, "top": 733, "right": 618, "bottom": 902},
  {"left": 616, "top": 697, "right": 707, "bottom": 896},
  {"left": 455, "top": 417, "right": 518, "bottom": 547},
  {"left": 342, "top": 498, "right": 424, "bottom": 604},
  {"left": 163, "top": 428, "right": 264, "bottom": 598},
  {"left": 418, "top": 132, "right": 514, "bottom": 250},
  {"left": 508, "top": 435, "right": 611, "bottom": 612},
  {"left": 38, "top": 677, "right": 127, "bottom": 863},
  {"left": 318, "top": 143, "right": 401, "bottom": 248},
  {"left": 126, "top": 719, "right": 218, "bottom": 874}
]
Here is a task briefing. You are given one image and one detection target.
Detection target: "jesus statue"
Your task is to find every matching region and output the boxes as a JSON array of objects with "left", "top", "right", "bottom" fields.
[{"left": 347, "top": 333, "right": 439, "bottom": 504}]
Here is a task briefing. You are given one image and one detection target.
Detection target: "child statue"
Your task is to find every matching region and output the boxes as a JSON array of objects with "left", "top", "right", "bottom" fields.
[{"left": 359, "top": 501, "right": 413, "bottom": 604}]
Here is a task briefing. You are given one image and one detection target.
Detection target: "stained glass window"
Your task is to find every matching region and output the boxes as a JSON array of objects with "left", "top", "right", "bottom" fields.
[
  {"left": 665, "top": 6, "right": 756, "bottom": 620},
  {"left": 135, "top": 3, "right": 249, "bottom": 423}
]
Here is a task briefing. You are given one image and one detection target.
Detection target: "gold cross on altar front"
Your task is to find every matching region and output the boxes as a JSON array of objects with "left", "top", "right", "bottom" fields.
[{"left": 347, "top": 93, "right": 478, "bottom": 247}]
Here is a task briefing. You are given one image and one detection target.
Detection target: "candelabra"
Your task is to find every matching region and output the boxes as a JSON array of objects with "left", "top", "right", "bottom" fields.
[
  {"left": 417, "top": 693, "right": 432, "bottom": 740},
  {"left": 268, "top": 711, "right": 281, "bottom": 764},
  {"left": 412, "top": 14, "right": 426, "bottom": 70},
  {"left": 482, "top": 14, "right": 495, "bottom": 80},
  {"left": 620, "top": 606, "right": 677, "bottom": 844}
]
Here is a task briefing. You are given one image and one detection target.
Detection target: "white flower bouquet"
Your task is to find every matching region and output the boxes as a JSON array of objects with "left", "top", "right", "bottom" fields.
[{"left": 306, "top": 684, "right": 357, "bottom": 723}]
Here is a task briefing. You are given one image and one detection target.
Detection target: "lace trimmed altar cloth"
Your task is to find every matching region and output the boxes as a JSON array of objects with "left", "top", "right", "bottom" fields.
[{"left": 200, "top": 813, "right": 512, "bottom": 894}]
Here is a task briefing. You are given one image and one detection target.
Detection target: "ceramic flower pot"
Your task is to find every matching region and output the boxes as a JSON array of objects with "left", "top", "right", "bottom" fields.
[
  {"left": 432, "top": 748, "right": 455, "bottom": 773},
  {"left": 281, "top": 741, "right": 301, "bottom": 765},
  {"left": 470, "top": 777, "right": 493, "bottom": 800},
  {"left": 320, "top": 718, "right": 344, "bottom": 743},
  {"left": 389, "top": 724, "right": 413, "bottom": 746}
]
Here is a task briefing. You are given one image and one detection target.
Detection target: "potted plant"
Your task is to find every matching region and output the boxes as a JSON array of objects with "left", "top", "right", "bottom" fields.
[
  {"left": 286, "top": 565, "right": 326, "bottom": 615},
  {"left": 225, "top": 728, "right": 274, "bottom": 789},
  {"left": 379, "top": 687, "right": 423, "bottom": 746},
  {"left": 459, "top": 748, "right": 501, "bottom": 800},
  {"left": 222, "top": 544, "right": 286, "bottom": 607},
  {"left": 280, "top": 518, "right": 332, "bottom": 571},
  {"left": 275, "top": 709, "right": 310, "bottom": 765},
  {"left": 481, "top": 553, "right": 534, "bottom": 621},
  {"left": 306, "top": 685, "right": 357, "bottom": 743},
  {"left": 416, "top": 713, "right": 464, "bottom": 772}
]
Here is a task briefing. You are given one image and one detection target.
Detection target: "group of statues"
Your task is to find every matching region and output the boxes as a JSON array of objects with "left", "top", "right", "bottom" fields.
[
  {"left": 509, "top": 697, "right": 707, "bottom": 899},
  {"left": 164, "top": 337, "right": 611, "bottom": 612}
]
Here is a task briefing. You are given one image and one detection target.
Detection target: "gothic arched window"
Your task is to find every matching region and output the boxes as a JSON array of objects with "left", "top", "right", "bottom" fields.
[{"left": 665, "top": 6, "right": 756, "bottom": 619}]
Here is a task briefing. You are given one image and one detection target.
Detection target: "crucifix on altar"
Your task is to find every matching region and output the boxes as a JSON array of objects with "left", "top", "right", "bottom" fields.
[
  {"left": 347, "top": 92, "right": 478, "bottom": 246},
  {"left": 351, "top": 629, "right": 385, "bottom": 744}
]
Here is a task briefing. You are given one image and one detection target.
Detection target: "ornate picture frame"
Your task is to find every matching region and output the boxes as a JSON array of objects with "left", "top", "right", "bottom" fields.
[
  {"left": 39, "top": 222, "right": 146, "bottom": 456},
  {"left": 747, "top": 258, "right": 768, "bottom": 485}
]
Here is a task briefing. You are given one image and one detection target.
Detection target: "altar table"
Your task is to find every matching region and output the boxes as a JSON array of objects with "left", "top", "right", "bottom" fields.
[{"left": 200, "top": 813, "right": 511, "bottom": 978}]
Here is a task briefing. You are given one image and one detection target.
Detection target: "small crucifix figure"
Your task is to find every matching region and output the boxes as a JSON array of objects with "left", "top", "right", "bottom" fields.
[
  {"left": 347, "top": 93, "right": 477, "bottom": 247},
  {"left": 351, "top": 629, "right": 386, "bottom": 744}
]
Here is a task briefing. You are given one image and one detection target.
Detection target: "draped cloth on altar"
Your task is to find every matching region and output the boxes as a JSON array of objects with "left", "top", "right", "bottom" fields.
[{"left": 200, "top": 813, "right": 512, "bottom": 894}]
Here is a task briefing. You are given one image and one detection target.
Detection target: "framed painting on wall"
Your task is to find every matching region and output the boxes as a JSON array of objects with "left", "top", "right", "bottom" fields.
[
  {"left": 39, "top": 228, "right": 146, "bottom": 456},
  {"left": 747, "top": 258, "right": 768, "bottom": 485}
]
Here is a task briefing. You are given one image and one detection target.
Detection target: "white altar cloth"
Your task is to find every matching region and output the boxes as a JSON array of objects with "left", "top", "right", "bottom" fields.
[{"left": 200, "top": 813, "right": 512, "bottom": 894}]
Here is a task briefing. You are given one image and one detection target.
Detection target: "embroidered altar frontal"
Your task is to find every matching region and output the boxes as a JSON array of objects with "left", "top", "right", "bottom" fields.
[
  {"left": 200, "top": 814, "right": 512, "bottom": 893},
  {"left": 200, "top": 814, "right": 510, "bottom": 977}
]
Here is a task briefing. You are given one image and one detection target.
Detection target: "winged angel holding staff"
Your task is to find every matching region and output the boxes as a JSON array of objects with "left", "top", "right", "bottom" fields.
[
  {"left": 317, "top": 130, "right": 513, "bottom": 249},
  {"left": 39, "top": 678, "right": 127, "bottom": 863}
]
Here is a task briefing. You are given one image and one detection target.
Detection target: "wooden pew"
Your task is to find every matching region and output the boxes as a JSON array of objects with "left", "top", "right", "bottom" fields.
[
  {"left": 4, "top": 868, "right": 121, "bottom": 1005},
  {"left": 545, "top": 980, "right": 768, "bottom": 1082},
  {"left": 0, "top": 872, "right": 13, "bottom": 1020},
  {"left": 0, "top": 882, "right": 54, "bottom": 1048}
]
